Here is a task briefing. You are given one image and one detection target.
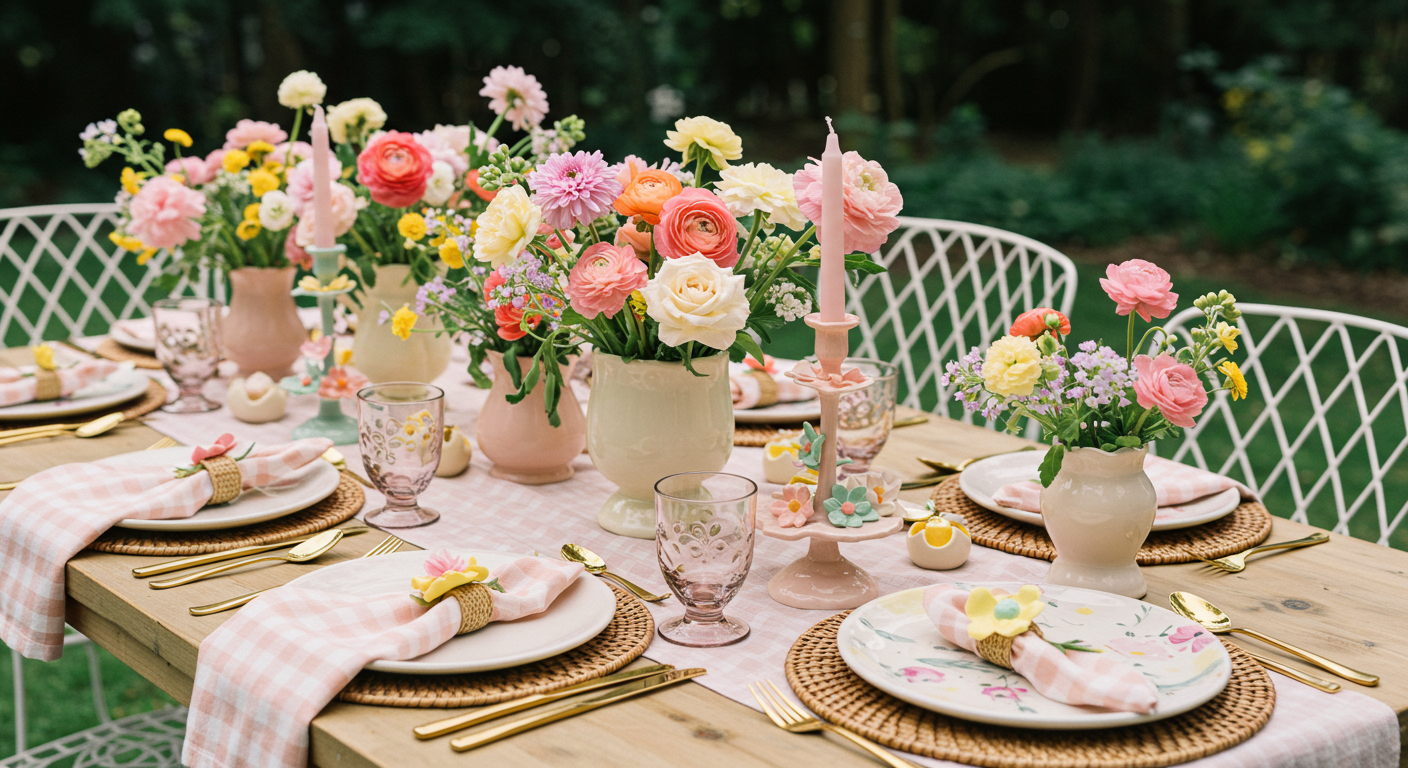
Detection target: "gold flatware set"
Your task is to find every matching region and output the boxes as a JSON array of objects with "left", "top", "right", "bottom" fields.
[
  {"left": 189, "top": 533, "right": 404, "bottom": 615},
  {"left": 1197, "top": 532, "right": 1328, "bottom": 572},
  {"left": 561, "top": 542, "right": 669, "bottom": 602},
  {"left": 750, "top": 679, "right": 917, "bottom": 767}
]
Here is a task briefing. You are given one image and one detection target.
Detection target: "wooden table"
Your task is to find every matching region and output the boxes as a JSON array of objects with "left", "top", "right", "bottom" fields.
[{"left": 3, "top": 348, "right": 1405, "bottom": 766}]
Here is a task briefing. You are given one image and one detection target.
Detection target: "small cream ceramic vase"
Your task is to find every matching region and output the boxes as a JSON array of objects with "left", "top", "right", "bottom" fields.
[
  {"left": 587, "top": 352, "right": 733, "bottom": 538},
  {"left": 351, "top": 264, "right": 452, "bottom": 384},
  {"left": 436, "top": 426, "right": 473, "bottom": 477},
  {"left": 476, "top": 351, "right": 585, "bottom": 485},
  {"left": 223, "top": 267, "right": 305, "bottom": 378},
  {"left": 1041, "top": 446, "right": 1156, "bottom": 598},
  {"left": 227, "top": 372, "right": 288, "bottom": 423}
]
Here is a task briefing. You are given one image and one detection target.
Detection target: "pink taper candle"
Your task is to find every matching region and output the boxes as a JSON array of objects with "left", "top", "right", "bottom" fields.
[
  {"left": 310, "top": 106, "right": 334, "bottom": 249},
  {"left": 818, "top": 118, "right": 844, "bottom": 322}
]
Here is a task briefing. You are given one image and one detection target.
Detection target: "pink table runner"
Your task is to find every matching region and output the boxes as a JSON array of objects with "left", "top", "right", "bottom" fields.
[{"left": 129, "top": 343, "right": 1400, "bottom": 768}]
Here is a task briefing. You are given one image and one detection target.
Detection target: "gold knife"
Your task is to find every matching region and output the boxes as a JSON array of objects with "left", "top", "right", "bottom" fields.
[
  {"left": 449, "top": 668, "right": 706, "bottom": 752},
  {"left": 1244, "top": 650, "right": 1341, "bottom": 693},
  {"left": 131, "top": 527, "right": 371, "bottom": 578},
  {"left": 414, "top": 664, "right": 676, "bottom": 739}
]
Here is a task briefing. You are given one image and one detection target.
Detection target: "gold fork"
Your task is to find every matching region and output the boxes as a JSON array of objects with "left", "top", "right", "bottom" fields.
[
  {"left": 1198, "top": 532, "right": 1329, "bottom": 573},
  {"left": 189, "top": 534, "right": 405, "bottom": 615},
  {"left": 0, "top": 435, "right": 176, "bottom": 491},
  {"left": 748, "top": 681, "right": 918, "bottom": 768}
]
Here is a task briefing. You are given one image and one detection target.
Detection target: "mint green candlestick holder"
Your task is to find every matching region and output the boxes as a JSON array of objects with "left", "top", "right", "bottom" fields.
[{"left": 291, "top": 244, "right": 360, "bottom": 444}]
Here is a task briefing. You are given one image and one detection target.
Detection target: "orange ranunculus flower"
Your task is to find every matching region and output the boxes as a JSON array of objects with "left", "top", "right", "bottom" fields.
[
  {"left": 1009, "top": 307, "right": 1071, "bottom": 340},
  {"left": 612, "top": 169, "right": 682, "bottom": 225},
  {"left": 464, "top": 168, "right": 496, "bottom": 203},
  {"left": 614, "top": 218, "right": 653, "bottom": 258}
]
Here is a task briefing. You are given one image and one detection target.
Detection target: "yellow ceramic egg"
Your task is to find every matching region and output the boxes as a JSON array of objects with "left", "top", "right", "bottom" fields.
[{"left": 906, "top": 516, "right": 971, "bottom": 570}]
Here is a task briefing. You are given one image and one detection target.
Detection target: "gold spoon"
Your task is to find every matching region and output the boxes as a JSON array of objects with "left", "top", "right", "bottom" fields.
[
  {"left": 322, "top": 447, "right": 374, "bottom": 488},
  {"left": 917, "top": 445, "right": 1040, "bottom": 474},
  {"left": 0, "top": 412, "right": 126, "bottom": 447},
  {"left": 560, "top": 543, "right": 669, "bottom": 602},
  {"left": 1169, "top": 592, "right": 1379, "bottom": 686},
  {"left": 150, "top": 529, "right": 345, "bottom": 589}
]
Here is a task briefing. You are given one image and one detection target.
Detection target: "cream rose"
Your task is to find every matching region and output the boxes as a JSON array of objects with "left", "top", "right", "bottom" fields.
[
  {"left": 641, "top": 253, "right": 748, "bottom": 350},
  {"left": 472, "top": 184, "right": 542, "bottom": 268},
  {"left": 277, "top": 70, "right": 326, "bottom": 109},
  {"left": 422, "top": 161, "right": 456, "bottom": 206},
  {"left": 980, "top": 335, "right": 1043, "bottom": 397},
  {"left": 716, "top": 162, "right": 806, "bottom": 230},
  {"left": 326, "top": 98, "right": 387, "bottom": 144},
  {"left": 664, "top": 116, "right": 743, "bottom": 170}
]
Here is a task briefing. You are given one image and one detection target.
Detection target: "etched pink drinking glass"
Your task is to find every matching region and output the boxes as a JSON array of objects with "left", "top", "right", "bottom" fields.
[
  {"left": 152, "top": 297, "right": 223, "bottom": 413},
  {"left": 654, "top": 471, "right": 757, "bottom": 647},
  {"left": 357, "top": 382, "right": 444, "bottom": 528}
]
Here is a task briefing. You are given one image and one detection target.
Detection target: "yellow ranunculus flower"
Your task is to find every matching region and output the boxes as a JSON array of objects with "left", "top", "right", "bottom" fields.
[
  {"left": 391, "top": 304, "right": 418, "bottom": 341},
  {"left": 138, "top": 248, "right": 157, "bottom": 265},
  {"left": 1214, "top": 322, "right": 1240, "bottom": 353},
  {"left": 438, "top": 238, "right": 464, "bottom": 269},
  {"left": 108, "top": 231, "right": 145, "bottom": 252},
  {"left": 223, "top": 149, "right": 251, "bottom": 173},
  {"left": 397, "top": 212, "right": 427, "bottom": 241},
  {"left": 120, "top": 167, "right": 143, "bottom": 195},
  {"left": 243, "top": 203, "right": 261, "bottom": 221},
  {"left": 1220, "top": 360, "right": 1248, "bottom": 401},
  {"left": 163, "top": 128, "right": 193, "bottom": 148},
  {"left": 965, "top": 585, "right": 1044, "bottom": 640},
  {"left": 248, "top": 168, "right": 280, "bottom": 198},
  {"left": 235, "top": 219, "right": 261, "bottom": 241},
  {"left": 472, "top": 186, "right": 540, "bottom": 268},
  {"left": 664, "top": 115, "right": 743, "bottom": 170},
  {"left": 980, "top": 335, "right": 1043, "bottom": 397},
  {"left": 31, "top": 343, "right": 56, "bottom": 371},
  {"left": 262, "top": 159, "right": 285, "bottom": 174},
  {"left": 246, "top": 140, "right": 276, "bottom": 158}
]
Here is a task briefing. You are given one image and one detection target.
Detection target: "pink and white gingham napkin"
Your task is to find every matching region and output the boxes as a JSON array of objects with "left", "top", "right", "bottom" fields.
[
  {"left": 730, "top": 358, "right": 819, "bottom": 409},
  {"left": 0, "top": 359, "right": 120, "bottom": 407},
  {"left": 923, "top": 584, "right": 1159, "bottom": 713},
  {"left": 991, "top": 455, "right": 1256, "bottom": 513},
  {"left": 182, "top": 556, "right": 584, "bottom": 768},
  {"left": 0, "top": 437, "right": 331, "bottom": 660}
]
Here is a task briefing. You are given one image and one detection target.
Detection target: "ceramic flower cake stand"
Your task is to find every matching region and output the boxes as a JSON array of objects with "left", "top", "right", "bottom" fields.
[{"left": 762, "top": 511, "right": 903, "bottom": 610}]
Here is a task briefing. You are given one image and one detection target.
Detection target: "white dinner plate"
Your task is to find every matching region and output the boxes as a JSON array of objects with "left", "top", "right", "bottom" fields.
[
  {"left": 110, "top": 319, "right": 156, "bottom": 352},
  {"left": 285, "top": 550, "right": 617, "bottom": 674},
  {"left": 734, "top": 400, "right": 822, "bottom": 424},
  {"left": 958, "top": 452, "right": 1241, "bottom": 532},
  {"left": 838, "top": 583, "right": 1232, "bottom": 729},
  {"left": 0, "top": 368, "right": 150, "bottom": 422},
  {"left": 102, "top": 446, "right": 341, "bottom": 531}
]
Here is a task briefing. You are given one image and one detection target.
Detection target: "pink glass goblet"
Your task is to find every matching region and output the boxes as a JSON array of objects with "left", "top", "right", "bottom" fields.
[
  {"left": 654, "top": 471, "right": 757, "bottom": 647},
  {"left": 152, "top": 297, "right": 223, "bottom": 413},
  {"left": 357, "top": 382, "right": 444, "bottom": 528}
]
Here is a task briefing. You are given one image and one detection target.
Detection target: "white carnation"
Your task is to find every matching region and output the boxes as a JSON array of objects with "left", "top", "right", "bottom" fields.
[
  {"left": 422, "top": 161, "right": 456, "bottom": 206},
  {"left": 277, "top": 70, "right": 327, "bottom": 109},
  {"left": 326, "top": 98, "right": 387, "bottom": 144},
  {"left": 641, "top": 253, "right": 749, "bottom": 351},
  {"left": 258, "top": 190, "right": 295, "bottom": 232},
  {"left": 716, "top": 162, "right": 806, "bottom": 230}
]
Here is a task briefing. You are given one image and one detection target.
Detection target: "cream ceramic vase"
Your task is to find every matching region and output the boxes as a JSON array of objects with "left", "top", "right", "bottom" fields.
[
  {"left": 223, "top": 267, "right": 305, "bottom": 378},
  {"left": 477, "top": 351, "right": 586, "bottom": 484},
  {"left": 1041, "top": 446, "right": 1156, "bottom": 598},
  {"left": 587, "top": 352, "right": 734, "bottom": 538},
  {"left": 352, "top": 264, "right": 452, "bottom": 384}
]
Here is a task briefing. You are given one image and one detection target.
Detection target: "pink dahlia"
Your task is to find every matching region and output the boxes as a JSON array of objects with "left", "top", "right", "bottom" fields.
[
  {"left": 526, "top": 150, "right": 623, "bottom": 231},
  {"left": 478, "top": 66, "right": 549, "bottom": 131},
  {"left": 165, "top": 156, "right": 213, "bottom": 187},
  {"left": 127, "top": 176, "right": 206, "bottom": 249},
  {"left": 794, "top": 150, "right": 903, "bottom": 255},
  {"left": 566, "top": 242, "right": 647, "bottom": 319},
  {"left": 223, "top": 119, "right": 288, "bottom": 150}
]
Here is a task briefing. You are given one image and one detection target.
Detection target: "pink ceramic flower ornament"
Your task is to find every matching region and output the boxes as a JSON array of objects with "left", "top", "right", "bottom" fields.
[
  {"left": 422, "top": 549, "right": 468, "bottom": 578},
  {"left": 770, "top": 484, "right": 813, "bottom": 528},
  {"left": 190, "top": 434, "right": 237, "bottom": 464},
  {"left": 785, "top": 360, "right": 872, "bottom": 395}
]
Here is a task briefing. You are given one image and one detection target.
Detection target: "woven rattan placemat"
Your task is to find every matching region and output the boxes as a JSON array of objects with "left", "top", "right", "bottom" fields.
[
  {"left": 95, "top": 338, "right": 163, "bottom": 369},
  {"left": 88, "top": 473, "right": 364, "bottom": 556},
  {"left": 786, "top": 612, "right": 1274, "bottom": 768},
  {"left": 928, "top": 476, "right": 1273, "bottom": 565},
  {"left": 734, "top": 424, "right": 804, "bottom": 447},
  {"left": 337, "top": 583, "right": 654, "bottom": 707},
  {"left": 0, "top": 378, "right": 166, "bottom": 432}
]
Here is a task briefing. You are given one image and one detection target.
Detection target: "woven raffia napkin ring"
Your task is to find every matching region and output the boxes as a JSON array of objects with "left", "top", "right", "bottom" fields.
[
  {"left": 742, "top": 369, "right": 779, "bottom": 408},
  {"left": 32, "top": 370, "right": 61, "bottom": 401},
  {"left": 974, "top": 624, "right": 1043, "bottom": 670},
  {"left": 200, "top": 455, "right": 244, "bottom": 505},
  {"left": 448, "top": 583, "right": 496, "bottom": 634}
]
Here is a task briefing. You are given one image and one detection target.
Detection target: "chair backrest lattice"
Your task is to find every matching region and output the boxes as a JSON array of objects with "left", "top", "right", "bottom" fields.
[
  {"left": 0, "top": 203, "right": 222, "bottom": 347},
  {"left": 1159, "top": 303, "right": 1408, "bottom": 548},
  {"left": 850, "top": 217, "right": 1078, "bottom": 426}
]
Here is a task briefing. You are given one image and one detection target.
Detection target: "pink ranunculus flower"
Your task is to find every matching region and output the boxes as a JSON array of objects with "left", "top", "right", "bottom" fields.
[
  {"left": 294, "top": 182, "right": 362, "bottom": 248},
  {"left": 1133, "top": 354, "right": 1207, "bottom": 428},
  {"left": 566, "top": 243, "right": 648, "bottom": 320},
  {"left": 653, "top": 187, "right": 739, "bottom": 268},
  {"left": 318, "top": 366, "right": 368, "bottom": 400},
  {"left": 285, "top": 157, "right": 344, "bottom": 216},
  {"left": 284, "top": 229, "right": 312, "bottom": 269},
  {"left": 412, "top": 129, "right": 469, "bottom": 178},
  {"left": 165, "top": 156, "right": 213, "bottom": 186},
  {"left": 127, "top": 176, "right": 206, "bottom": 250},
  {"left": 1100, "top": 259, "right": 1179, "bottom": 322},
  {"left": 771, "top": 484, "right": 813, "bottom": 528},
  {"left": 223, "top": 119, "right": 288, "bottom": 150},
  {"left": 794, "top": 150, "right": 903, "bottom": 255},
  {"left": 356, "top": 131, "right": 435, "bottom": 208},
  {"left": 190, "top": 434, "right": 236, "bottom": 464},
  {"left": 614, "top": 220, "right": 652, "bottom": 258}
]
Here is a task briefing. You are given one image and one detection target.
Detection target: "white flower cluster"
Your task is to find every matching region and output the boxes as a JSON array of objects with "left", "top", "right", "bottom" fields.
[
  {"left": 204, "top": 171, "right": 251, "bottom": 198},
  {"left": 767, "top": 281, "right": 812, "bottom": 322}
]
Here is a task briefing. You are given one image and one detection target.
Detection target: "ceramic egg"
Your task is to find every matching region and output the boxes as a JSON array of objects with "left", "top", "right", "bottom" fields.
[
  {"left": 906, "top": 515, "right": 972, "bottom": 570},
  {"left": 436, "top": 426, "right": 474, "bottom": 477},
  {"left": 762, "top": 436, "right": 802, "bottom": 485},
  {"left": 227, "top": 372, "right": 288, "bottom": 423}
]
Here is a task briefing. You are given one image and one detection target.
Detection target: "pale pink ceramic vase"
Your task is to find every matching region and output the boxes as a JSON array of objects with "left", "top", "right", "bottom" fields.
[
  {"left": 476, "top": 350, "right": 585, "bottom": 485},
  {"left": 222, "top": 267, "right": 305, "bottom": 378}
]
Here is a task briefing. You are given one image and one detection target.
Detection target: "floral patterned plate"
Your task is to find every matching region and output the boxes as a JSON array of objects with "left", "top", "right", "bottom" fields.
[{"left": 837, "top": 583, "right": 1231, "bottom": 729}]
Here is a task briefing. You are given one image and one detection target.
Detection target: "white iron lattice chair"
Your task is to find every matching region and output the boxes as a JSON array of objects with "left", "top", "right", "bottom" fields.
[
  {"left": 849, "top": 217, "right": 1078, "bottom": 423},
  {"left": 1160, "top": 303, "right": 1408, "bottom": 547},
  {"left": 0, "top": 203, "right": 224, "bottom": 348}
]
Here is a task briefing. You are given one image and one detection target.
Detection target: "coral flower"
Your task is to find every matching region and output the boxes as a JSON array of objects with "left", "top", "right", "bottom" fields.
[
  {"left": 653, "top": 187, "right": 739, "bottom": 268},
  {"left": 613, "top": 169, "right": 682, "bottom": 225},
  {"left": 566, "top": 243, "right": 648, "bottom": 319},
  {"left": 464, "top": 169, "right": 497, "bottom": 202},
  {"left": 494, "top": 304, "right": 541, "bottom": 341},
  {"left": 1100, "top": 259, "right": 1179, "bottom": 322},
  {"left": 527, "top": 150, "right": 623, "bottom": 231},
  {"left": 614, "top": 220, "right": 653, "bottom": 258},
  {"left": 793, "top": 150, "right": 903, "bottom": 255},
  {"left": 127, "top": 176, "right": 206, "bottom": 250},
  {"left": 1133, "top": 354, "right": 1207, "bottom": 428},
  {"left": 771, "top": 484, "right": 813, "bottom": 528},
  {"left": 1009, "top": 307, "right": 1072, "bottom": 340},
  {"left": 318, "top": 367, "right": 368, "bottom": 399},
  {"left": 357, "top": 131, "right": 435, "bottom": 208}
]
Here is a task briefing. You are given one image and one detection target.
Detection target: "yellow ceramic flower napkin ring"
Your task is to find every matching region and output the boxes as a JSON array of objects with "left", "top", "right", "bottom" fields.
[
  {"left": 411, "top": 550, "right": 505, "bottom": 635},
  {"left": 965, "top": 585, "right": 1046, "bottom": 669},
  {"left": 29, "top": 344, "right": 62, "bottom": 401}
]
